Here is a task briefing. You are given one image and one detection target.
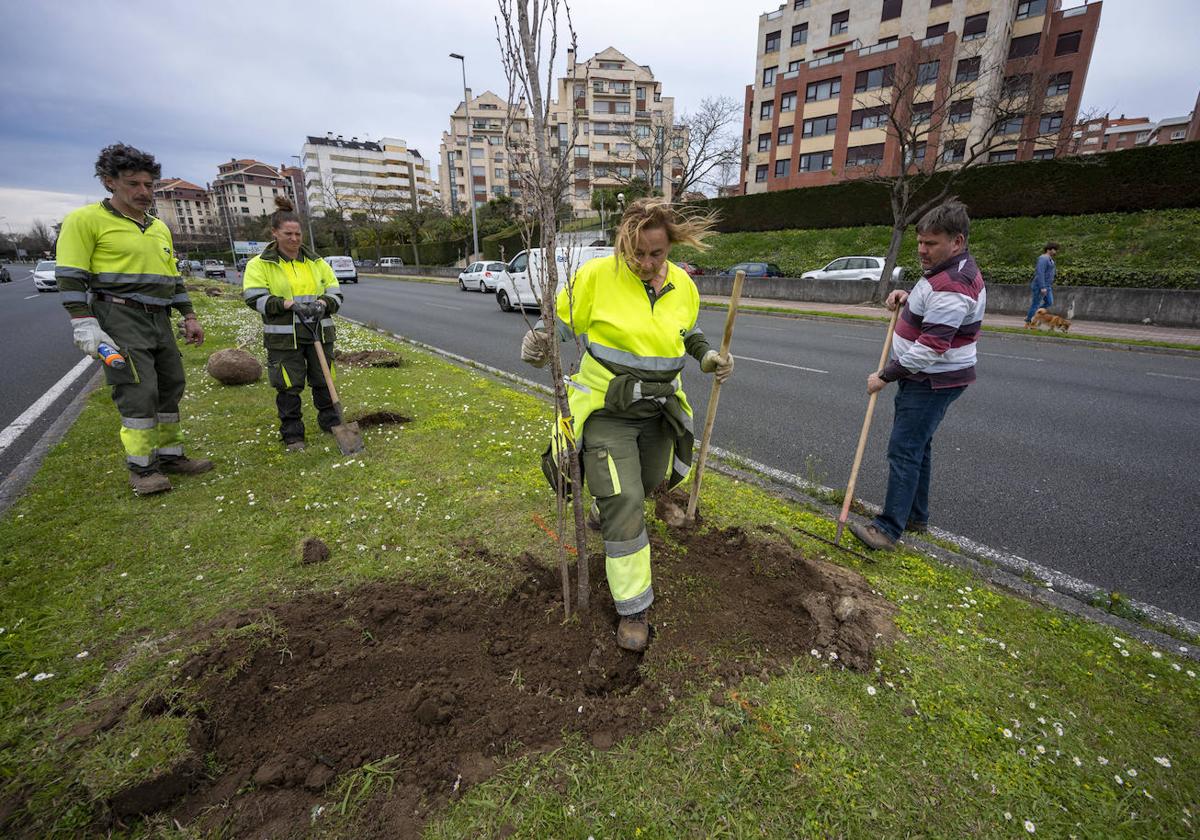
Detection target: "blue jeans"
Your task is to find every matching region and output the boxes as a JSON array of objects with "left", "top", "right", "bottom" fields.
[
  {"left": 874, "top": 379, "right": 966, "bottom": 540},
  {"left": 1026, "top": 286, "right": 1053, "bottom": 322}
]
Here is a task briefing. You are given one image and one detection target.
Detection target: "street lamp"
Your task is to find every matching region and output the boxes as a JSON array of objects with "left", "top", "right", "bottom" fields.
[
  {"left": 450, "top": 52, "right": 481, "bottom": 262},
  {"left": 291, "top": 154, "right": 317, "bottom": 249}
]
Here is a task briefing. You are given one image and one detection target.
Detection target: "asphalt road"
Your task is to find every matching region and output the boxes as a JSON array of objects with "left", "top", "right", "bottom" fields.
[
  {"left": 0, "top": 264, "right": 98, "bottom": 482},
  {"left": 340, "top": 276, "right": 1200, "bottom": 622}
]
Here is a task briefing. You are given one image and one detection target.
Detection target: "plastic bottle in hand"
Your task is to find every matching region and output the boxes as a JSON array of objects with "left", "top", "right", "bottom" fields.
[{"left": 97, "top": 342, "right": 126, "bottom": 369}]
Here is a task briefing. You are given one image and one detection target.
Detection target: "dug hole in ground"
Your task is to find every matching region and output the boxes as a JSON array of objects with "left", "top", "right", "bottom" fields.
[{"left": 0, "top": 290, "right": 1196, "bottom": 839}]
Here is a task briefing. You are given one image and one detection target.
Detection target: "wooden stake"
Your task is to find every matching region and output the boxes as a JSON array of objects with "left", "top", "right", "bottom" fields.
[
  {"left": 835, "top": 305, "right": 901, "bottom": 545},
  {"left": 687, "top": 270, "right": 746, "bottom": 522}
]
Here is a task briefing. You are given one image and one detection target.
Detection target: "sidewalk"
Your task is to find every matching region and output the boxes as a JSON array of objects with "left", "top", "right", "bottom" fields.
[{"left": 703, "top": 295, "right": 1200, "bottom": 346}]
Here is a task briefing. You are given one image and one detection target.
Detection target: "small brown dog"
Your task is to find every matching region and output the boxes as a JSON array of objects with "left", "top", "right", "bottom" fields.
[{"left": 1028, "top": 308, "right": 1071, "bottom": 333}]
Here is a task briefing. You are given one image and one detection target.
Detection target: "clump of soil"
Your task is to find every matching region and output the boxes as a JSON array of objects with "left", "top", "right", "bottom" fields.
[
  {"left": 103, "top": 527, "right": 894, "bottom": 837},
  {"left": 336, "top": 350, "right": 405, "bottom": 368},
  {"left": 205, "top": 348, "right": 262, "bottom": 385},
  {"left": 204, "top": 287, "right": 224, "bottom": 297},
  {"left": 351, "top": 410, "right": 411, "bottom": 428},
  {"left": 299, "top": 537, "right": 331, "bottom": 565}
]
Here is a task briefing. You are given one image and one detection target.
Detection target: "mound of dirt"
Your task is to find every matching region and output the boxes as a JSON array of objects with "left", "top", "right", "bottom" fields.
[
  {"left": 204, "top": 287, "right": 224, "bottom": 297},
  {"left": 336, "top": 350, "right": 405, "bottom": 368},
  {"left": 299, "top": 537, "right": 330, "bottom": 565},
  {"left": 104, "top": 527, "right": 893, "bottom": 837},
  {"left": 351, "top": 410, "right": 411, "bottom": 427},
  {"left": 205, "top": 349, "right": 262, "bottom": 385}
]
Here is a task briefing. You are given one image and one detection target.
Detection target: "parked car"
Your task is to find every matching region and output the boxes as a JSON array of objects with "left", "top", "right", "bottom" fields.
[
  {"left": 32, "top": 260, "right": 58, "bottom": 292},
  {"left": 203, "top": 259, "right": 226, "bottom": 278},
  {"left": 324, "top": 255, "right": 358, "bottom": 284},
  {"left": 495, "top": 246, "right": 614, "bottom": 312},
  {"left": 801, "top": 256, "right": 904, "bottom": 284},
  {"left": 379, "top": 257, "right": 405, "bottom": 269},
  {"left": 458, "top": 261, "right": 507, "bottom": 293},
  {"left": 726, "top": 261, "right": 784, "bottom": 278},
  {"left": 675, "top": 261, "right": 704, "bottom": 277},
  {"left": 188, "top": 260, "right": 203, "bottom": 275}
]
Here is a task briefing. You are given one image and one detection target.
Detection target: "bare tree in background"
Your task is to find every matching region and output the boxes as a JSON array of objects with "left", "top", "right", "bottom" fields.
[
  {"left": 850, "top": 27, "right": 1074, "bottom": 302},
  {"left": 672, "top": 96, "right": 743, "bottom": 197},
  {"left": 496, "top": 0, "right": 590, "bottom": 615}
]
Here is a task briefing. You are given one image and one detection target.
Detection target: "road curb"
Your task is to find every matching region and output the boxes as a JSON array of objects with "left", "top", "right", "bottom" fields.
[{"left": 346, "top": 314, "right": 1200, "bottom": 659}]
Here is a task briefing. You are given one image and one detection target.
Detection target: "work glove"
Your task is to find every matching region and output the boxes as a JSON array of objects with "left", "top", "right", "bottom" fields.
[
  {"left": 701, "top": 350, "right": 735, "bottom": 384},
  {"left": 71, "top": 316, "right": 119, "bottom": 358},
  {"left": 520, "top": 329, "right": 551, "bottom": 368},
  {"left": 292, "top": 301, "right": 325, "bottom": 322}
]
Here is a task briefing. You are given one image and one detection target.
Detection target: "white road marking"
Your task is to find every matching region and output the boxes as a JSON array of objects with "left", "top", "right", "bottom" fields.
[
  {"left": 24, "top": 294, "right": 38, "bottom": 300},
  {"left": 979, "top": 351, "right": 1043, "bottom": 362},
  {"left": 0, "top": 356, "right": 95, "bottom": 456},
  {"left": 749, "top": 324, "right": 787, "bottom": 332},
  {"left": 739, "top": 355, "right": 829, "bottom": 374},
  {"left": 1146, "top": 371, "right": 1200, "bottom": 383},
  {"left": 834, "top": 333, "right": 881, "bottom": 342},
  {"left": 427, "top": 302, "right": 462, "bottom": 311}
]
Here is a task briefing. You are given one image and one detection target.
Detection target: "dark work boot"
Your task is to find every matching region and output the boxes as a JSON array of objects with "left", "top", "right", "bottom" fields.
[
  {"left": 616, "top": 610, "right": 649, "bottom": 652},
  {"left": 159, "top": 456, "right": 214, "bottom": 476},
  {"left": 904, "top": 519, "right": 929, "bottom": 535},
  {"left": 130, "top": 471, "right": 172, "bottom": 496},
  {"left": 848, "top": 521, "right": 896, "bottom": 551}
]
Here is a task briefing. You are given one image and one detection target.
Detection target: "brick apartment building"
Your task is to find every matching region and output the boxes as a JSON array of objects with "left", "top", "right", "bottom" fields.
[{"left": 740, "top": 0, "right": 1102, "bottom": 195}]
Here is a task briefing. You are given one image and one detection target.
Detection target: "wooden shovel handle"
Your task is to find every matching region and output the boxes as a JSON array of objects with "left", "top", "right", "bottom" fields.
[{"left": 311, "top": 339, "right": 340, "bottom": 406}]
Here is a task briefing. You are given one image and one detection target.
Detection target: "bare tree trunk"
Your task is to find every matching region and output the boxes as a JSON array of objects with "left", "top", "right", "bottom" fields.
[{"left": 874, "top": 223, "right": 907, "bottom": 303}]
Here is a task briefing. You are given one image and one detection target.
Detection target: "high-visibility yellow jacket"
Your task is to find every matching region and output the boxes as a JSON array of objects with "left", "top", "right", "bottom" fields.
[
  {"left": 554, "top": 256, "right": 712, "bottom": 488},
  {"left": 242, "top": 244, "right": 342, "bottom": 348},
  {"left": 55, "top": 201, "right": 192, "bottom": 328}
]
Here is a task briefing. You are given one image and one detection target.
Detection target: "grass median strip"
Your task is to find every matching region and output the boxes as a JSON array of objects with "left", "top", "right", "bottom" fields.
[{"left": 0, "top": 291, "right": 1196, "bottom": 837}]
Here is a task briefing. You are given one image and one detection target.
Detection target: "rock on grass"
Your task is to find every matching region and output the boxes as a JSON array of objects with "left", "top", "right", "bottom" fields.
[{"left": 206, "top": 349, "right": 262, "bottom": 385}]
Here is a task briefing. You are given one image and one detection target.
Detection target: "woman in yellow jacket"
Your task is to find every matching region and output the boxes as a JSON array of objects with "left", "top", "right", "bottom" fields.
[
  {"left": 522, "top": 199, "right": 733, "bottom": 651},
  {"left": 243, "top": 197, "right": 343, "bottom": 451}
]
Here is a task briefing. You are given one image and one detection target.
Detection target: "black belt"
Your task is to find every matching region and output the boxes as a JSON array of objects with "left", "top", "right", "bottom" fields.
[{"left": 94, "top": 292, "right": 167, "bottom": 312}]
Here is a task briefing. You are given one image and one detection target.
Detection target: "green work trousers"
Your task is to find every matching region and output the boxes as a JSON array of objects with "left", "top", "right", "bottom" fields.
[
  {"left": 581, "top": 409, "right": 674, "bottom": 616},
  {"left": 266, "top": 343, "right": 339, "bottom": 443}
]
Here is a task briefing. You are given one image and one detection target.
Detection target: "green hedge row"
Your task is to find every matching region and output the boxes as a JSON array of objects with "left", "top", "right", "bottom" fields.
[
  {"left": 980, "top": 266, "right": 1200, "bottom": 291},
  {"left": 482, "top": 224, "right": 539, "bottom": 262},
  {"left": 703, "top": 142, "right": 1200, "bottom": 233}
]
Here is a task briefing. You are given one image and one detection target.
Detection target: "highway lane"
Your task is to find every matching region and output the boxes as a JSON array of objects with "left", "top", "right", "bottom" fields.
[{"left": 340, "top": 276, "right": 1200, "bottom": 621}]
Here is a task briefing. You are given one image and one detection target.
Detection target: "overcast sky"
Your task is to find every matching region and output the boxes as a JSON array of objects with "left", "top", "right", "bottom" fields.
[{"left": 0, "top": 0, "right": 1196, "bottom": 231}]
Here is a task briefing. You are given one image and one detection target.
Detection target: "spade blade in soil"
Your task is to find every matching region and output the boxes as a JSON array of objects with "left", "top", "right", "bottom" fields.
[{"left": 330, "top": 420, "right": 364, "bottom": 455}]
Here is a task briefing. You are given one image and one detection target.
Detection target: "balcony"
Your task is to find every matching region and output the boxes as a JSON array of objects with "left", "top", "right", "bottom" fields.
[
  {"left": 810, "top": 52, "right": 844, "bottom": 68},
  {"left": 635, "top": 110, "right": 652, "bottom": 119},
  {"left": 921, "top": 34, "right": 945, "bottom": 47},
  {"left": 858, "top": 40, "right": 899, "bottom": 57}
]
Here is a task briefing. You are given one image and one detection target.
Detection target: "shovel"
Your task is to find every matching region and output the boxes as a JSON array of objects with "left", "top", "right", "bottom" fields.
[{"left": 303, "top": 313, "right": 364, "bottom": 455}]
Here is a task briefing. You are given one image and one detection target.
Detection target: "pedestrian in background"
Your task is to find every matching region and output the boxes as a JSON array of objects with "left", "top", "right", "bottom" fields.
[
  {"left": 55, "top": 143, "right": 212, "bottom": 495},
  {"left": 850, "top": 200, "right": 985, "bottom": 551},
  {"left": 1025, "top": 241, "right": 1059, "bottom": 325}
]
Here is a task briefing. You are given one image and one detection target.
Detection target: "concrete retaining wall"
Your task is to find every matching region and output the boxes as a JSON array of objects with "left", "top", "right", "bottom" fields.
[
  {"left": 371, "top": 266, "right": 462, "bottom": 279},
  {"left": 694, "top": 274, "right": 1200, "bottom": 328}
]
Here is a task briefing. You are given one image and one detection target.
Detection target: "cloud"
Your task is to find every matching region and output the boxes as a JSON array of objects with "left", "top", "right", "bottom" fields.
[{"left": 0, "top": 188, "right": 93, "bottom": 231}]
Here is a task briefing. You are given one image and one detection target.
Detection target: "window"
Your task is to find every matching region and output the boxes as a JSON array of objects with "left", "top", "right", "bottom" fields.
[
  {"left": 854, "top": 65, "right": 894, "bottom": 93},
  {"left": 778, "top": 126, "right": 794, "bottom": 145},
  {"left": 1031, "top": 149, "right": 1055, "bottom": 160},
  {"left": 917, "top": 60, "right": 940, "bottom": 85},
  {"left": 878, "top": 35, "right": 898, "bottom": 47},
  {"left": 799, "top": 151, "right": 834, "bottom": 171},
  {"left": 755, "top": 164, "right": 769, "bottom": 182},
  {"left": 775, "top": 159, "right": 791, "bottom": 177},
  {"left": 911, "top": 142, "right": 927, "bottom": 163},
  {"left": 942, "top": 140, "right": 965, "bottom": 162},
  {"left": 615, "top": 143, "right": 631, "bottom": 152},
  {"left": 1008, "top": 33, "right": 1040, "bottom": 59},
  {"left": 573, "top": 146, "right": 588, "bottom": 158},
  {"left": 1171, "top": 129, "right": 1187, "bottom": 141},
  {"left": 494, "top": 167, "right": 505, "bottom": 178},
  {"left": 470, "top": 147, "right": 485, "bottom": 159},
  {"left": 830, "top": 10, "right": 849, "bottom": 36},
  {"left": 1002, "top": 74, "right": 1032, "bottom": 97},
  {"left": 615, "top": 101, "right": 630, "bottom": 114},
  {"left": 765, "top": 31, "right": 781, "bottom": 52},
  {"left": 758, "top": 133, "right": 772, "bottom": 152},
  {"left": 989, "top": 150, "right": 1017, "bottom": 163},
  {"left": 791, "top": 23, "right": 809, "bottom": 46},
  {"left": 1135, "top": 131, "right": 1150, "bottom": 143},
  {"left": 881, "top": 0, "right": 902, "bottom": 21},
  {"left": 996, "top": 115, "right": 1024, "bottom": 135},
  {"left": 592, "top": 80, "right": 606, "bottom": 93},
  {"left": 949, "top": 99, "right": 974, "bottom": 124},
  {"left": 492, "top": 186, "right": 506, "bottom": 196},
  {"left": 850, "top": 106, "right": 888, "bottom": 130},
  {"left": 930, "top": 0, "right": 951, "bottom": 5},
  {"left": 802, "top": 114, "right": 838, "bottom": 137},
  {"left": 794, "top": 0, "right": 809, "bottom": 7},
  {"left": 963, "top": 12, "right": 989, "bottom": 41},
  {"left": 1055, "top": 30, "right": 1082, "bottom": 55},
  {"left": 912, "top": 101, "right": 933, "bottom": 124},
  {"left": 781, "top": 92, "right": 797, "bottom": 112},
  {"left": 805, "top": 77, "right": 840, "bottom": 101},
  {"left": 763, "top": 65, "right": 777, "bottom": 86},
  {"left": 1046, "top": 72, "right": 1072, "bottom": 96},
  {"left": 845, "top": 143, "right": 885, "bottom": 167},
  {"left": 955, "top": 56, "right": 981, "bottom": 83},
  {"left": 471, "top": 165, "right": 485, "bottom": 176},
  {"left": 1040, "top": 111, "right": 1064, "bottom": 133},
  {"left": 788, "top": 60, "right": 803, "bottom": 72},
  {"left": 926, "top": 22, "right": 948, "bottom": 38},
  {"left": 760, "top": 101, "right": 774, "bottom": 119},
  {"left": 1016, "top": 0, "right": 1047, "bottom": 19}
]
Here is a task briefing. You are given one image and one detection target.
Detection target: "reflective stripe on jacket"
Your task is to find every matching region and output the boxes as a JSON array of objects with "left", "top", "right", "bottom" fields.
[{"left": 242, "top": 243, "right": 342, "bottom": 349}]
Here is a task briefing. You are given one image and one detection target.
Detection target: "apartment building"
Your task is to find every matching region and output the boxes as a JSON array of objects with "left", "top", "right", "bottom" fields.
[
  {"left": 550, "top": 47, "right": 686, "bottom": 214},
  {"left": 210, "top": 159, "right": 291, "bottom": 227},
  {"left": 152, "top": 178, "right": 219, "bottom": 247},
  {"left": 740, "top": 0, "right": 1102, "bottom": 194},
  {"left": 1147, "top": 113, "right": 1193, "bottom": 146},
  {"left": 301, "top": 134, "right": 435, "bottom": 218},
  {"left": 1067, "top": 114, "right": 1147, "bottom": 154},
  {"left": 279, "top": 165, "right": 308, "bottom": 216},
  {"left": 438, "top": 90, "right": 530, "bottom": 214}
]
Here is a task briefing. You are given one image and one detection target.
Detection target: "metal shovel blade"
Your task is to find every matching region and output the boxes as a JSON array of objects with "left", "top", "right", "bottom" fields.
[{"left": 330, "top": 420, "right": 364, "bottom": 455}]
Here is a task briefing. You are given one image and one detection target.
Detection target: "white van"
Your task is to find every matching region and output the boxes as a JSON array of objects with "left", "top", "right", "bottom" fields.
[
  {"left": 495, "top": 245, "right": 614, "bottom": 312},
  {"left": 323, "top": 255, "right": 358, "bottom": 284},
  {"left": 379, "top": 257, "right": 405, "bottom": 268}
]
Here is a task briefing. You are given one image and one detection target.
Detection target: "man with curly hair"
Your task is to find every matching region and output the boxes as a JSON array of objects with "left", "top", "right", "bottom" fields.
[{"left": 55, "top": 143, "right": 212, "bottom": 494}]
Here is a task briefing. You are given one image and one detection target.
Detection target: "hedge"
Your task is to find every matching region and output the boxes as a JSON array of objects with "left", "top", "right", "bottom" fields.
[
  {"left": 980, "top": 266, "right": 1200, "bottom": 291},
  {"left": 703, "top": 141, "right": 1200, "bottom": 233},
  {"left": 483, "top": 224, "right": 540, "bottom": 261}
]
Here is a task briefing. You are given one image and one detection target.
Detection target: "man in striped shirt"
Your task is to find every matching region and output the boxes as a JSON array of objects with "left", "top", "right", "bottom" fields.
[{"left": 850, "top": 200, "right": 985, "bottom": 551}]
